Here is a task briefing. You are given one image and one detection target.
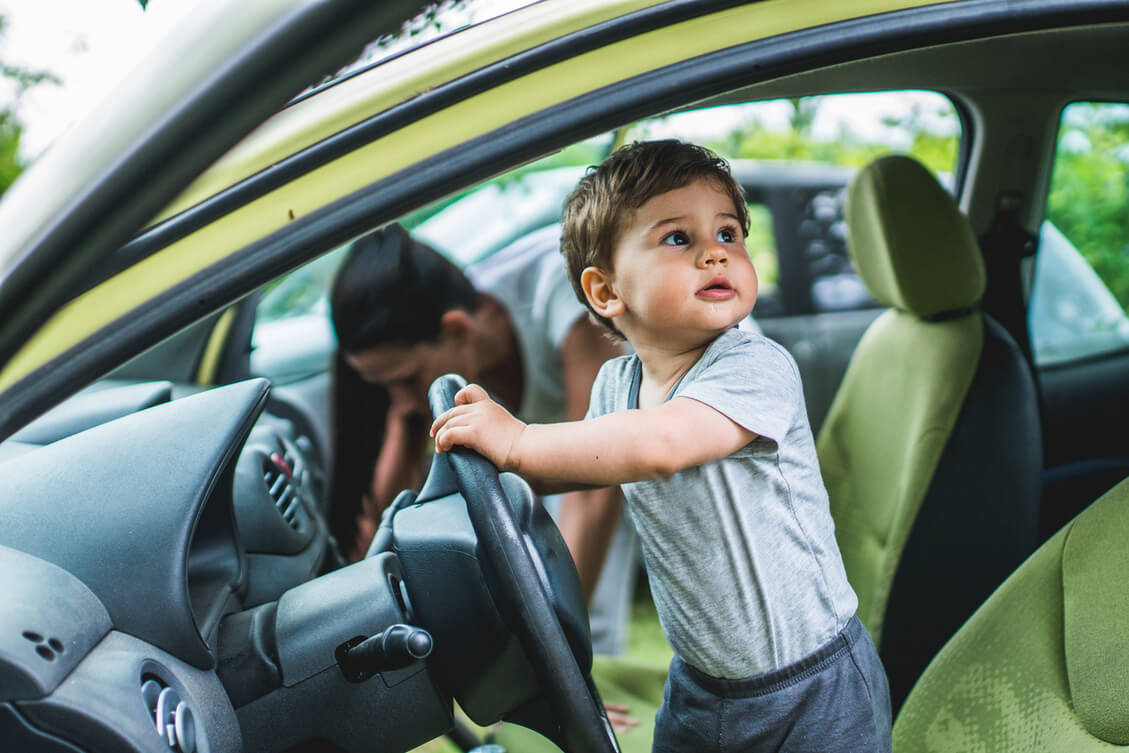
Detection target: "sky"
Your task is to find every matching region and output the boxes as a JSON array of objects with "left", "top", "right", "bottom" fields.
[
  {"left": 0, "top": 0, "right": 531, "bottom": 162},
  {"left": 0, "top": 0, "right": 203, "bottom": 159}
]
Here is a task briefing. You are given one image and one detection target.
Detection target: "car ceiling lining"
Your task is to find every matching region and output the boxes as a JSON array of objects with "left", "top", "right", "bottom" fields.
[{"left": 705, "top": 20, "right": 1129, "bottom": 107}]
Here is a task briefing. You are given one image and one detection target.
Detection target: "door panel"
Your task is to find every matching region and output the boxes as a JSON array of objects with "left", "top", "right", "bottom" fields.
[{"left": 1037, "top": 350, "right": 1129, "bottom": 538}]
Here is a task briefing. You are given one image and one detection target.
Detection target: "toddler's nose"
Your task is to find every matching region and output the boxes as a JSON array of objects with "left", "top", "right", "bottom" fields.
[{"left": 700, "top": 241, "right": 729, "bottom": 266}]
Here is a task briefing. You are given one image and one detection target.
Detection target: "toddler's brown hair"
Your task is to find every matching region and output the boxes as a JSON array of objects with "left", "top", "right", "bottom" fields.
[{"left": 561, "top": 140, "right": 749, "bottom": 334}]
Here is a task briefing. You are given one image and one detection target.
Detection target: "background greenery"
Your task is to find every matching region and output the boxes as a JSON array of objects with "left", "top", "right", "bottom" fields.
[
  {"left": 1046, "top": 102, "right": 1129, "bottom": 310},
  {"left": 0, "top": 15, "right": 58, "bottom": 196}
]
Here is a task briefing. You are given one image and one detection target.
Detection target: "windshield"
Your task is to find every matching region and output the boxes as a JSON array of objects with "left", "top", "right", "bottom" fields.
[{"left": 296, "top": 0, "right": 542, "bottom": 102}]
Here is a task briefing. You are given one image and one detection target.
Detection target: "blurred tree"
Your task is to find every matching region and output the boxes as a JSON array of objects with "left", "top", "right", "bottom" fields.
[
  {"left": 0, "top": 15, "right": 60, "bottom": 196},
  {"left": 1046, "top": 102, "right": 1129, "bottom": 310},
  {"left": 714, "top": 96, "right": 958, "bottom": 175},
  {"left": 788, "top": 97, "right": 819, "bottom": 138}
]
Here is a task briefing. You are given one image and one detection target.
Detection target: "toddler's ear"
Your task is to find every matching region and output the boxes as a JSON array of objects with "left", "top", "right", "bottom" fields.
[{"left": 580, "top": 266, "right": 624, "bottom": 320}]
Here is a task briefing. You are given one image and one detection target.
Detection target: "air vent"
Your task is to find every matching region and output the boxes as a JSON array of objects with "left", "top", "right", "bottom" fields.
[
  {"left": 22, "top": 630, "right": 65, "bottom": 661},
  {"left": 263, "top": 451, "right": 301, "bottom": 531},
  {"left": 141, "top": 673, "right": 197, "bottom": 753}
]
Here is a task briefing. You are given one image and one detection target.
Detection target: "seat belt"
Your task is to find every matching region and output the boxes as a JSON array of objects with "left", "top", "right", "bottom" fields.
[{"left": 977, "top": 190, "right": 1038, "bottom": 365}]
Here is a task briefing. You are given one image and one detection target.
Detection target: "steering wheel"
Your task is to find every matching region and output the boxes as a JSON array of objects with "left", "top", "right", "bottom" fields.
[{"left": 428, "top": 374, "right": 620, "bottom": 753}]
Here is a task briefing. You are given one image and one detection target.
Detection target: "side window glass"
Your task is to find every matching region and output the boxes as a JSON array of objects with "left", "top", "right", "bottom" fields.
[
  {"left": 628, "top": 91, "right": 962, "bottom": 317},
  {"left": 1030, "top": 102, "right": 1129, "bottom": 366},
  {"left": 251, "top": 246, "right": 347, "bottom": 379},
  {"left": 249, "top": 94, "right": 964, "bottom": 378},
  {"left": 249, "top": 136, "right": 614, "bottom": 380}
]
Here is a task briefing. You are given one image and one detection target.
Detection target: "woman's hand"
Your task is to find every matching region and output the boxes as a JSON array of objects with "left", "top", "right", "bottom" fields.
[
  {"left": 430, "top": 383, "right": 527, "bottom": 471},
  {"left": 605, "top": 702, "right": 638, "bottom": 734}
]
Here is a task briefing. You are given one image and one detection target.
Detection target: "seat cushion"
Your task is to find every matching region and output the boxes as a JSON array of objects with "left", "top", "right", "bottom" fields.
[
  {"left": 1062, "top": 479, "right": 1129, "bottom": 744},
  {"left": 893, "top": 478, "right": 1129, "bottom": 751}
]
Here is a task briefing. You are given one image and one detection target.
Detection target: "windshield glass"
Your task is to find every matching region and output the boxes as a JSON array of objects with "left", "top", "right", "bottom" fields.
[{"left": 298, "top": 0, "right": 541, "bottom": 99}]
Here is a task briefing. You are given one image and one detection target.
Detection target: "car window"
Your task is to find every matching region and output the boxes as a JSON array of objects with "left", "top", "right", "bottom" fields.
[
  {"left": 401, "top": 91, "right": 962, "bottom": 316},
  {"left": 1030, "top": 101, "right": 1129, "bottom": 366},
  {"left": 631, "top": 91, "right": 962, "bottom": 316},
  {"left": 251, "top": 91, "right": 962, "bottom": 376}
]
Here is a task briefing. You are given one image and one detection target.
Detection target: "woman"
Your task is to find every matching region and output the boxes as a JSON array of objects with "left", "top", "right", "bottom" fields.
[{"left": 329, "top": 222, "right": 638, "bottom": 656}]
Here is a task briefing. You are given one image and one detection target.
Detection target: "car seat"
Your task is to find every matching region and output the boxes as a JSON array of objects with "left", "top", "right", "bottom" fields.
[
  {"left": 893, "top": 476, "right": 1129, "bottom": 751},
  {"left": 816, "top": 154, "right": 1042, "bottom": 709}
]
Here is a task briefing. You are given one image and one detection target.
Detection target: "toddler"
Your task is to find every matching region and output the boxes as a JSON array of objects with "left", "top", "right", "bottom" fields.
[{"left": 431, "top": 140, "right": 892, "bottom": 753}]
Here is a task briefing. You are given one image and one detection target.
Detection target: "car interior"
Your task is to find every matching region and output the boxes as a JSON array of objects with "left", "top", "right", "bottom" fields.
[
  {"left": 2, "top": 3, "right": 1129, "bottom": 753},
  {"left": 816, "top": 153, "right": 1044, "bottom": 709}
]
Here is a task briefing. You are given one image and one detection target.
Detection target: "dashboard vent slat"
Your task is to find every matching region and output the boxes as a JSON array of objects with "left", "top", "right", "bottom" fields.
[{"left": 263, "top": 454, "right": 301, "bottom": 532}]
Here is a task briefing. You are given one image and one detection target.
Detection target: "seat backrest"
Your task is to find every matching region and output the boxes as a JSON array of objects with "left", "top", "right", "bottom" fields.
[
  {"left": 817, "top": 155, "right": 1042, "bottom": 708},
  {"left": 894, "top": 477, "right": 1129, "bottom": 751}
]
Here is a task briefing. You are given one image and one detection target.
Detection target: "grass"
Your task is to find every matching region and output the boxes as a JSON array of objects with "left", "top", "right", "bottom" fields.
[
  {"left": 624, "top": 578, "right": 671, "bottom": 664},
  {"left": 408, "top": 577, "right": 668, "bottom": 752}
]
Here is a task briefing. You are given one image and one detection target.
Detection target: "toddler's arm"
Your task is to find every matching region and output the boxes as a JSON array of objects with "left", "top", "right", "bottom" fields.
[{"left": 430, "top": 383, "right": 757, "bottom": 493}]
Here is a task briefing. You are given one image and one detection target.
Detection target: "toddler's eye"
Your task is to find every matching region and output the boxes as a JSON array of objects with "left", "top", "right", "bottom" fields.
[
  {"left": 717, "top": 227, "right": 738, "bottom": 243},
  {"left": 661, "top": 231, "right": 689, "bottom": 246}
]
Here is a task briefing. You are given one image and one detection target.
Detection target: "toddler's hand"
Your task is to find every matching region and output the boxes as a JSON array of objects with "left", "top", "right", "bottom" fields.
[{"left": 430, "top": 384, "right": 526, "bottom": 471}]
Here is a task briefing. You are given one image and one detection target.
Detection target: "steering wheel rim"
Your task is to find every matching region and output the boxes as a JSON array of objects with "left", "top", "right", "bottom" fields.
[{"left": 428, "top": 374, "right": 620, "bottom": 753}]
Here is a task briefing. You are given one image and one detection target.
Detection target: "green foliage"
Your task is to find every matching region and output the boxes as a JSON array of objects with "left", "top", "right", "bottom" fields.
[
  {"left": 405, "top": 94, "right": 962, "bottom": 279},
  {"left": 707, "top": 97, "right": 958, "bottom": 175},
  {"left": 403, "top": 1, "right": 468, "bottom": 39},
  {"left": 0, "top": 15, "right": 61, "bottom": 197},
  {"left": 0, "top": 110, "right": 24, "bottom": 195},
  {"left": 1046, "top": 103, "right": 1129, "bottom": 311},
  {"left": 399, "top": 136, "right": 612, "bottom": 230},
  {"left": 746, "top": 204, "right": 777, "bottom": 290}
]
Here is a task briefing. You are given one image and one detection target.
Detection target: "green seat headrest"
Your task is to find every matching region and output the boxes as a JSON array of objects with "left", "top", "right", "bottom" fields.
[
  {"left": 1062, "top": 478, "right": 1129, "bottom": 744},
  {"left": 846, "top": 155, "right": 985, "bottom": 317}
]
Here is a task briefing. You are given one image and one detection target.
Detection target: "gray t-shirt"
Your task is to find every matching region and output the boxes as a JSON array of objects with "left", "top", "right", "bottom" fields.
[
  {"left": 587, "top": 327, "right": 858, "bottom": 678},
  {"left": 466, "top": 224, "right": 583, "bottom": 425}
]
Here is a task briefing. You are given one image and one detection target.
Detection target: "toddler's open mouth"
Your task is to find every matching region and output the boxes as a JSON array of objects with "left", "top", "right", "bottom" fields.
[{"left": 697, "top": 278, "right": 735, "bottom": 300}]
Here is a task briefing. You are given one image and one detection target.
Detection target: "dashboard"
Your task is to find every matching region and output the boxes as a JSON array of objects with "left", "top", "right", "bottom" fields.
[
  {"left": 0, "top": 377, "right": 590, "bottom": 753},
  {"left": 0, "top": 379, "right": 443, "bottom": 752}
]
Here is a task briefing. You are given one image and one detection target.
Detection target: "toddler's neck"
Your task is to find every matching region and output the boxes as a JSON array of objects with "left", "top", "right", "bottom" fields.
[{"left": 632, "top": 335, "right": 719, "bottom": 410}]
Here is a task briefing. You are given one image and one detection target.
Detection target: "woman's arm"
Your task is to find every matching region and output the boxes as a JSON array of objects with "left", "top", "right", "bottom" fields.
[
  {"left": 369, "top": 407, "right": 430, "bottom": 509},
  {"left": 555, "top": 318, "right": 627, "bottom": 600},
  {"left": 350, "top": 407, "right": 429, "bottom": 558}
]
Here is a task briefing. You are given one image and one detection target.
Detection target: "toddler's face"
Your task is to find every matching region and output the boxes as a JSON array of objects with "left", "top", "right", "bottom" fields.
[{"left": 607, "top": 178, "right": 758, "bottom": 348}]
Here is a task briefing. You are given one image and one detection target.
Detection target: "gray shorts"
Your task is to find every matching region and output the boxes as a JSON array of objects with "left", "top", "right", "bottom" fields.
[{"left": 653, "top": 616, "right": 892, "bottom": 753}]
